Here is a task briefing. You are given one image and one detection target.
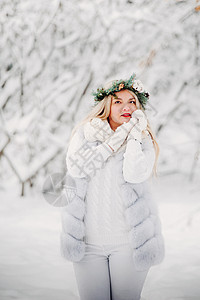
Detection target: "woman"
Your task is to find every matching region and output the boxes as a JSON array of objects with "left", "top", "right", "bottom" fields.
[{"left": 60, "top": 73, "right": 165, "bottom": 300}]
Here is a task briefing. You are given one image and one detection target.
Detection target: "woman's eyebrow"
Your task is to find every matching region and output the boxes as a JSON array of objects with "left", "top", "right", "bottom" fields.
[{"left": 114, "top": 97, "right": 136, "bottom": 100}]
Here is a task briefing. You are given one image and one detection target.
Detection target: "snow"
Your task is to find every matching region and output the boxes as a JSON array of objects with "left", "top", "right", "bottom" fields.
[
  {"left": 1, "top": 0, "right": 200, "bottom": 298},
  {"left": 0, "top": 174, "right": 200, "bottom": 300},
  {"left": 1, "top": 0, "right": 200, "bottom": 187}
]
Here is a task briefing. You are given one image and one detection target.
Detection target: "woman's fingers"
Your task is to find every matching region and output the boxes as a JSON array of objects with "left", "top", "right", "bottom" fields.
[{"left": 131, "top": 109, "right": 147, "bottom": 131}]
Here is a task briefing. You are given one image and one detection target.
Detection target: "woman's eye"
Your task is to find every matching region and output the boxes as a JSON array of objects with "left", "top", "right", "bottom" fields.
[{"left": 114, "top": 100, "right": 135, "bottom": 104}]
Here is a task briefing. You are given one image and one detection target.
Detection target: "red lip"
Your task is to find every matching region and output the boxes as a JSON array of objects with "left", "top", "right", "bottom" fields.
[{"left": 121, "top": 113, "right": 131, "bottom": 117}]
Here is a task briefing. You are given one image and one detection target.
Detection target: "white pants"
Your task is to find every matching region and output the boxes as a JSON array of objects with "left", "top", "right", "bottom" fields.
[{"left": 73, "top": 242, "right": 150, "bottom": 300}]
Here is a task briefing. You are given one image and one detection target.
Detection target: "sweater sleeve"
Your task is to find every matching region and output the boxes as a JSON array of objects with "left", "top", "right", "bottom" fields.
[
  {"left": 122, "top": 134, "right": 156, "bottom": 183},
  {"left": 66, "top": 127, "right": 113, "bottom": 179}
]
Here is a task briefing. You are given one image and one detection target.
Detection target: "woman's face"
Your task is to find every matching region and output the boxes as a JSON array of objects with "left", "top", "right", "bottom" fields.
[{"left": 108, "top": 89, "right": 137, "bottom": 131}]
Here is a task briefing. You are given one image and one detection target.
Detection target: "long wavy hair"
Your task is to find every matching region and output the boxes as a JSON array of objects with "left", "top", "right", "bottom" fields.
[{"left": 69, "top": 82, "right": 160, "bottom": 177}]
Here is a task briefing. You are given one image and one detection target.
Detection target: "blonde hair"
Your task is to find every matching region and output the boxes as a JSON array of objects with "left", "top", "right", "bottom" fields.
[{"left": 69, "top": 81, "right": 160, "bottom": 178}]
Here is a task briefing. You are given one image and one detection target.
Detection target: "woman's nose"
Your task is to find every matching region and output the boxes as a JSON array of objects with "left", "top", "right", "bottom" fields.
[{"left": 122, "top": 104, "right": 131, "bottom": 111}]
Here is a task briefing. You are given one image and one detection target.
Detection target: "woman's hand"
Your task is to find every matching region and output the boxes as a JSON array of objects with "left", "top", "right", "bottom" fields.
[
  {"left": 127, "top": 109, "right": 148, "bottom": 143},
  {"left": 84, "top": 117, "right": 113, "bottom": 142},
  {"left": 105, "top": 118, "right": 137, "bottom": 152},
  {"left": 131, "top": 109, "right": 147, "bottom": 131}
]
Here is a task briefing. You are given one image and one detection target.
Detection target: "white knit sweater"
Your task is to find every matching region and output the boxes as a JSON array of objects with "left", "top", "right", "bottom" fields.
[
  {"left": 84, "top": 144, "right": 131, "bottom": 245},
  {"left": 66, "top": 119, "right": 155, "bottom": 246}
]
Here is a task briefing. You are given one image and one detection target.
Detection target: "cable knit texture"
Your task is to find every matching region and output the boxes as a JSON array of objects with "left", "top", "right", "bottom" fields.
[
  {"left": 60, "top": 118, "right": 165, "bottom": 271},
  {"left": 84, "top": 149, "right": 130, "bottom": 245}
]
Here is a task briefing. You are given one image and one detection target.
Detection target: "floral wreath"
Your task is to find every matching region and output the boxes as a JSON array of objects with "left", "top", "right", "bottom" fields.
[{"left": 92, "top": 73, "right": 149, "bottom": 110}]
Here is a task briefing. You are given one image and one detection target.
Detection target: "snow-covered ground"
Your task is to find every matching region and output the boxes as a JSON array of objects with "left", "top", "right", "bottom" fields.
[{"left": 0, "top": 173, "right": 200, "bottom": 300}]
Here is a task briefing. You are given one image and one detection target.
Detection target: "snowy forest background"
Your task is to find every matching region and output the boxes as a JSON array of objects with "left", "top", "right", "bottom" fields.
[
  {"left": 1, "top": 0, "right": 200, "bottom": 195},
  {"left": 0, "top": 1, "right": 200, "bottom": 300}
]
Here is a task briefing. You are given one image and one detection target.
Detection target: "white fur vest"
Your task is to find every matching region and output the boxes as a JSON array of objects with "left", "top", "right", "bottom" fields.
[{"left": 60, "top": 118, "right": 165, "bottom": 271}]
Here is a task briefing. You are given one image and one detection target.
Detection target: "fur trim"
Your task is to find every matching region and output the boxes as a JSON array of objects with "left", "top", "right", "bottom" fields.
[
  {"left": 65, "top": 195, "right": 85, "bottom": 220},
  {"left": 132, "top": 234, "right": 165, "bottom": 271},
  {"left": 124, "top": 197, "right": 150, "bottom": 227},
  {"left": 60, "top": 232, "right": 85, "bottom": 262},
  {"left": 61, "top": 142, "right": 165, "bottom": 270},
  {"left": 74, "top": 177, "right": 88, "bottom": 199},
  {"left": 129, "top": 214, "right": 157, "bottom": 249},
  {"left": 121, "top": 182, "right": 144, "bottom": 208},
  {"left": 61, "top": 212, "right": 85, "bottom": 240}
]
